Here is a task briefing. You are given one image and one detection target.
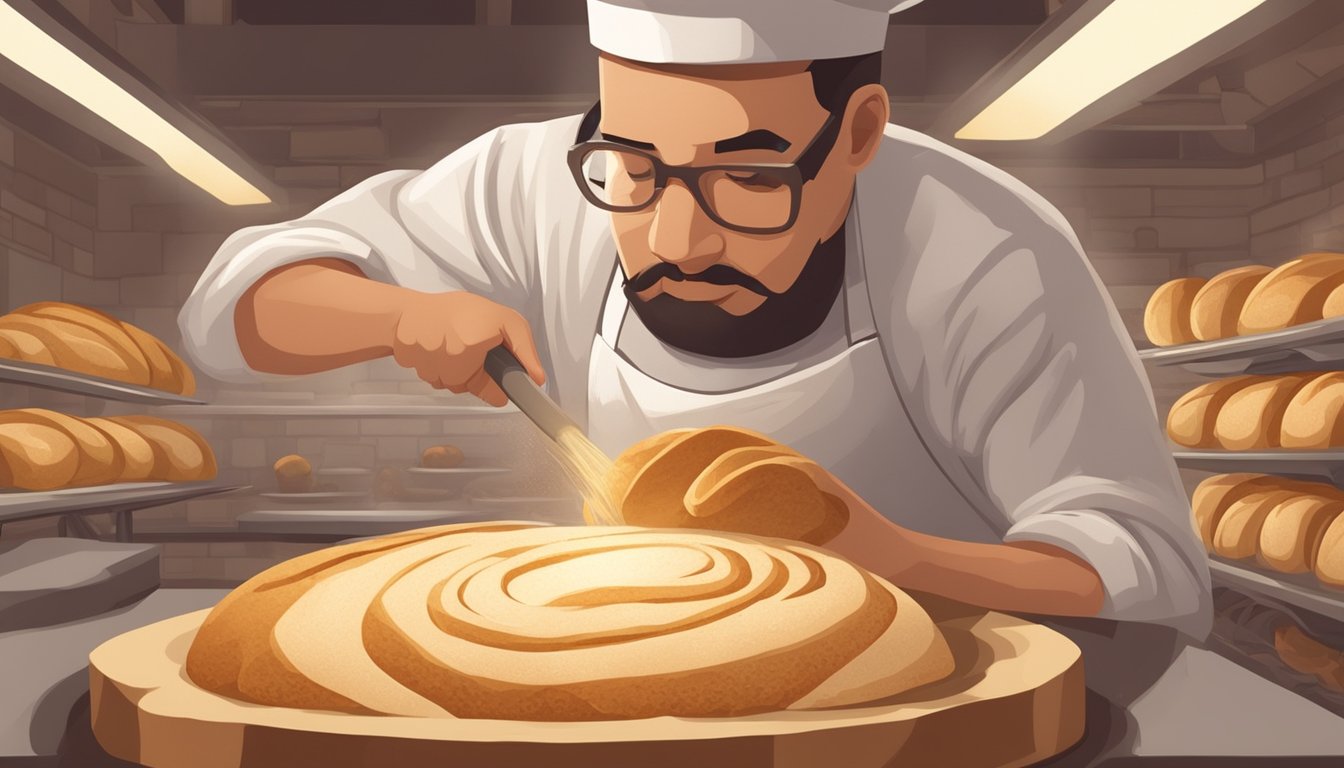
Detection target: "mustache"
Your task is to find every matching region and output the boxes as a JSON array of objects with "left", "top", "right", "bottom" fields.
[{"left": 623, "top": 262, "right": 774, "bottom": 297}]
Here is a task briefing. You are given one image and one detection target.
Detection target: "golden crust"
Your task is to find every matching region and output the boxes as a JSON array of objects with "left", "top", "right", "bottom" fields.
[
  {"left": 0, "top": 420, "right": 78, "bottom": 490},
  {"left": 1166, "top": 376, "right": 1257, "bottom": 448},
  {"left": 1144, "top": 277, "right": 1205, "bottom": 347},
  {"left": 1190, "top": 265, "right": 1271, "bottom": 341},
  {"left": 110, "top": 415, "right": 216, "bottom": 482},
  {"left": 0, "top": 408, "right": 122, "bottom": 487},
  {"left": 1238, "top": 252, "right": 1344, "bottom": 335}
]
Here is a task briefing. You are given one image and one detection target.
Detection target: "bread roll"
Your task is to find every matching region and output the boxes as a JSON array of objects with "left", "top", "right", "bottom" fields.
[
  {"left": 1190, "top": 265, "right": 1272, "bottom": 341},
  {"left": 0, "top": 421, "right": 78, "bottom": 491},
  {"left": 1280, "top": 372, "right": 1344, "bottom": 449},
  {"left": 1166, "top": 376, "right": 1258, "bottom": 448},
  {"left": 1214, "top": 488, "right": 1300, "bottom": 559},
  {"left": 110, "top": 416, "right": 216, "bottom": 482},
  {"left": 422, "top": 445, "right": 464, "bottom": 469},
  {"left": 1317, "top": 513, "right": 1344, "bottom": 589},
  {"left": 85, "top": 417, "right": 156, "bottom": 482},
  {"left": 1213, "top": 374, "right": 1313, "bottom": 450},
  {"left": 0, "top": 315, "right": 145, "bottom": 384},
  {"left": 185, "top": 523, "right": 954, "bottom": 720},
  {"left": 1238, "top": 252, "right": 1344, "bottom": 335},
  {"left": 1190, "top": 473, "right": 1278, "bottom": 550},
  {"left": 0, "top": 328, "right": 55, "bottom": 366},
  {"left": 1144, "top": 277, "right": 1206, "bottom": 347},
  {"left": 1258, "top": 493, "right": 1344, "bottom": 573},
  {"left": 14, "top": 303, "right": 151, "bottom": 381},
  {"left": 1323, "top": 282, "right": 1344, "bottom": 320},
  {"left": 274, "top": 454, "right": 313, "bottom": 493},
  {"left": 0, "top": 409, "right": 122, "bottom": 487}
]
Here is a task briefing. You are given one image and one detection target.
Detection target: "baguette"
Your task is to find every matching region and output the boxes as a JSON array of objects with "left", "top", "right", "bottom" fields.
[
  {"left": 1317, "top": 513, "right": 1344, "bottom": 589},
  {"left": 1280, "top": 372, "right": 1344, "bottom": 449},
  {"left": 1212, "top": 374, "right": 1313, "bottom": 450},
  {"left": 1191, "top": 473, "right": 1279, "bottom": 551},
  {"left": 1166, "top": 376, "right": 1258, "bottom": 448},
  {"left": 118, "top": 322, "right": 179, "bottom": 393},
  {"left": 110, "top": 415, "right": 215, "bottom": 482},
  {"left": 1258, "top": 493, "right": 1344, "bottom": 573},
  {"left": 84, "top": 417, "right": 156, "bottom": 482},
  {"left": 1144, "top": 277, "right": 1206, "bottom": 347},
  {"left": 1323, "top": 282, "right": 1344, "bottom": 320},
  {"left": 1190, "top": 265, "right": 1272, "bottom": 341},
  {"left": 1214, "top": 488, "right": 1300, "bottom": 560},
  {"left": 0, "top": 421, "right": 78, "bottom": 491},
  {"left": 0, "top": 315, "right": 145, "bottom": 384},
  {"left": 0, "top": 328, "right": 55, "bottom": 366},
  {"left": 1238, "top": 252, "right": 1344, "bottom": 335},
  {"left": 14, "top": 303, "right": 151, "bottom": 382},
  {"left": 0, "top": 409, "right": 122, "bottom": 487}
]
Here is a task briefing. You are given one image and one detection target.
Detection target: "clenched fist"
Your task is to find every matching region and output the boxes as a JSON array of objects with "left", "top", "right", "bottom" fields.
[
  {"left": 591, "top": 426, "right": 850, "bottom": 544},
  {"left": 392, "top": 291, "right": 546, "bottom": 406}
]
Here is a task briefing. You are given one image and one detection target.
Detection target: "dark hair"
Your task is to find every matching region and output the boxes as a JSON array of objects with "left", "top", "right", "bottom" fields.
[{"left": 806, "top": 52, "right": 883, "bottom": 115}]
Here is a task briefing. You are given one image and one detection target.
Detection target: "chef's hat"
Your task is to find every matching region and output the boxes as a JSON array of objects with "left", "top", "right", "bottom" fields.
[{"left": 587, "top": 0, "right": 925, "bottom": 65}]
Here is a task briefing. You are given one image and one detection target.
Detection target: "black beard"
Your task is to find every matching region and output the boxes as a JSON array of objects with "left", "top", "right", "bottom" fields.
[{"left": 621, "top": 229, "right": 845, "bottom": 359}]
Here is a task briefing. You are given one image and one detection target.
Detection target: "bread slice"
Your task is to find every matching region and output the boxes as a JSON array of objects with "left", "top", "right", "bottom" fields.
[
  {"left": 0, "top": 421, "right": 79, "bottom": 491},
  {"left": 1258, "top": 493, "right": 1344, "bottom": 573},
  {"left": 84, "top": 417, "right": 156, "bottom": 482},
  {"left": 1238, "top": 252, "right": 1344, "bottom": 335},
  {"left": 0, "top": 328, "right": 55, "bottom": 366},
  {"left": 1212, "top": 374, "right": 1314, "bottom": 450},
  {"left": 14, "top": 303, "right": 151, "bottom": 382},
  {"left": 1214, "top": 488, "right": 1300, "bottom": 559},
  {"left": 0, "top": 409, "right": 122, "bottom": 487},
  {"left": 1166, "top": 376, "right": 1258, "bottom": 448},
  {"left": 0, "top": 315, "right": 146, "bottom": 384},
  {"left": 1191, "top": 473, "right": 1279, "bottom": 551},
  {"left": 1144, "top": 277, "right": 1206, "bottom": 347},
  {"left": 1190, "top": 265, "right": 1272, "bottom": 341},
  {"left": 1280, "top": 372, "right": 1344, "bottom": 449},
  {"left": 110, "top": 416, "right": 216, "bottom": 482}
]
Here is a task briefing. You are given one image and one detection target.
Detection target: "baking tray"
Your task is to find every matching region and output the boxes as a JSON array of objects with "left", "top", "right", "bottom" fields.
[
  {"left": 0, "top": 481, "right": 246, "bottom": 525},
  {"left": 1136, "top": 316, "right": 1344, "bottom": 376},
  {"left": 1172, "top": 449, "right": 1344, "bottom": 484},
  {"left": 0, "top": 358, "right": 204, "bottom": 405},
  {"left": 1209, "top": 559, "right": 1344, "bottom": 623}
]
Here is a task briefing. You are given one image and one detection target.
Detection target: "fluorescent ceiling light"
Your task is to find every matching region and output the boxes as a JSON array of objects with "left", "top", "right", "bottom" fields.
[
  {"left": 956, "top": 0, "right": 1268, "bottom": 141},
  {"left": 0, "top": 1, "right": 270, "bottom": 205}
]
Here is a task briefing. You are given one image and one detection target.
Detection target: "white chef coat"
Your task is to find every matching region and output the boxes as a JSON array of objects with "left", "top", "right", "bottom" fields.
[{"left": 179, "top": 114, "right": 1212, "bottom": 638}]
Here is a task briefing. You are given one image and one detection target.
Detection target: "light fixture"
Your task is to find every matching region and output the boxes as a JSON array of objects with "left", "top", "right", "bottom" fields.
[
  {"left": 955, "top": 0, "right": 1269, "bottom": 141},
  {"left": 0, "top": 0, "right": 270, "bottom": 205}
]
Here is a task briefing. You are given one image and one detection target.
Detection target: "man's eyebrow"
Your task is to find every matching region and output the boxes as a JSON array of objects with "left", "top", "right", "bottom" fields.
[
  {"left": 600, "top": 132, "right": 657, "bottom": 151},
  {"left": 715, "top": 129, "right": 791, "bottom": 154}
]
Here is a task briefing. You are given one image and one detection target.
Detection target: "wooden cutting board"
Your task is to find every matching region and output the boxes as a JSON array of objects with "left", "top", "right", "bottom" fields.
[{"left": 89, "top": 597, "right": 1084, "bottom": 768}]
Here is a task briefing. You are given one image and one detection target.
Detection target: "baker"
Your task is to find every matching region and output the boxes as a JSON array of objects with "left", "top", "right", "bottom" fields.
[{"left": 180, "top": 0, "right": 1210, "bottom": 639}]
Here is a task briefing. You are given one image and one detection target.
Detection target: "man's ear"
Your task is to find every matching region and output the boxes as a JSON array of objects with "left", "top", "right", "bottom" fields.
[{"left": 841, "top": 83, "right": 890, "bottom": 171}]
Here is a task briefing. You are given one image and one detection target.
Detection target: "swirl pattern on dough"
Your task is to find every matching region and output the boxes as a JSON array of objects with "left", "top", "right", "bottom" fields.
[{"left": 186, "top": 523, "right": 953, "bottom": 721}]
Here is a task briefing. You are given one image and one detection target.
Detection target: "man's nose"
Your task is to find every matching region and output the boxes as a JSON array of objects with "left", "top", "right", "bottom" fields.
[{"left": 648, "top": 181, "right": 725, "bottom": 271}]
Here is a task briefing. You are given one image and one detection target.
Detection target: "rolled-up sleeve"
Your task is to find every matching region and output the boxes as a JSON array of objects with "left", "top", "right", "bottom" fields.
[
  {"left": 877, "top": 167, "right": 1212, "bottom": 638},
  {"left": 179, "top": 122, "right": 547, "bottom": 382}
]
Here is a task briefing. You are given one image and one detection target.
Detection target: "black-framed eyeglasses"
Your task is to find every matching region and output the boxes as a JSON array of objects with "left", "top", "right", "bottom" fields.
[{"left": 566, "top": 103, "right": 842, "bottom": 235}]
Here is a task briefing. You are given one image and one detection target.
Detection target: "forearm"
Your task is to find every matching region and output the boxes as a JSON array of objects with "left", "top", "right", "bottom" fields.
[
  {"left": 234, "top": 258, "right": 408, "bottom": 374},
  {"left": 830, "top": 505, "right": 1105, "bottom": 618}
]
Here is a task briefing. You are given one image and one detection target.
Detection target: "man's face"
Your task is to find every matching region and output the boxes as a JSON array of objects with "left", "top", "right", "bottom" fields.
[{"left": 596, "top": 55, "right": 859, "bottom": 317}]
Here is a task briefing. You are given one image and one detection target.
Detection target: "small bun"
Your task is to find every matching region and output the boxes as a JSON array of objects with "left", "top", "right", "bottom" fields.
[{"left": 274, "top": 454, "right": 313, "bottom": 493}]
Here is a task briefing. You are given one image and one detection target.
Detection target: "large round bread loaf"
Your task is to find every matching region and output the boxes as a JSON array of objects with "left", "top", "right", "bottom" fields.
[
  {"left": 1238, "top": 252, "right": 1344, "bottom": 335},
  {"left": 1144, "top": 277, "right": 1205, "bottom": 347},
  {"left": 1259, "top": 492, "right": 1344, "bottom": 573},
  {"left": 1212, "top": 374, "right": 1313, "bottom": 450},
  {"left": 1190, "top": 265, "right": 1272, "bottom": 341},
  {"left": 1166, "top": 376, "right": 1257, "bottom": 448},
  {"left": 1280, "top": 372, "right": 1344, "bottom": 449},
  {"left": 0, "top": 421, "right": 78, "bottom": 491},
  {"left": 0, "top": 409, "right": 122, "bottom": 487},
  {"left": 185, "top": 523, "right": 955, "bottom": 721},
  {"left": 110, "top": 416, "right": 215, "bottom": 482}
]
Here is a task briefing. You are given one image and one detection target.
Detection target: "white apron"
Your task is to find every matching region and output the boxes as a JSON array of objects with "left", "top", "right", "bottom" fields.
[{"left": 585, "top": 215, "right": 1001, "bottom": 545}]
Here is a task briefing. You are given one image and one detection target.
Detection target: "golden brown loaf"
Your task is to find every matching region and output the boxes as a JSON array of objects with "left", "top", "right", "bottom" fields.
[
  {"left": 1144, "top": 277, "right": 1206, "bottom": 347},
  {"left": 1259, "top": 493, "right": 1344, "bottom": 574},
  {"left": 1166, "top": 376, "right": 1257, "bottom": 448},
  {"left": 1212, "top": 374, "right": 1313, "bottom": 450},
  {"left": 1238, "top": 252, "right": 1344, "bottom": 335},
  {"left": 1280, "top": 372, "right": 1344, "bottom": 449},
  {"left": 1190, "top": 265, "right": 1272, "bottom": 341},
  {"left": 0, "top": 302, "right": 196, "bottom": 395},
  {"left": 421, "top": 445, "right": 464, "bottom": 469},
  {"left": 0, "top": 409, "right": 215, "bottom": 490},
  {"left": 1190, "top": 473, "right": 1279, "bottom": 550},
  {"left": 1214, "top": 487, "right": 1300, "bottom": 560},
  {"left": 274, "top": 454, "right": 314, "bottom": 493},
  {"left": 1318, "top": 513, "right": 1344, "bottom": 589},
  {"left": 185, "top": 523, "right": 955, "bottom": 721}
]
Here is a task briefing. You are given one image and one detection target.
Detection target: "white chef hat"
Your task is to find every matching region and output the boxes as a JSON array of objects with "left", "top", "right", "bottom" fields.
[{"left": 587, "top": 0, "right": 926, "bottom": 65}]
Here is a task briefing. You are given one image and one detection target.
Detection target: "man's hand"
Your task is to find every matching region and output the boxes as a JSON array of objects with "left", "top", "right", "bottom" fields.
[{"left": 391, "top": 291, "right": 546, "bottom": 406}]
